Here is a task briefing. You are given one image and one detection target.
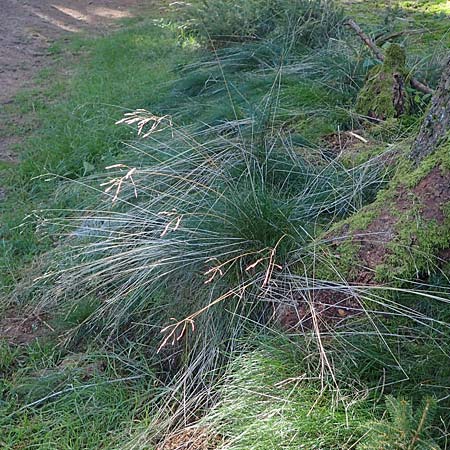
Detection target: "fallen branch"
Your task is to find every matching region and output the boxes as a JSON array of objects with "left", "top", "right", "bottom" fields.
[
  {"left": 410, "top": 78, "right": 434, "bottom": 96},
  {"left": 345, "top": 19, "right": 434, "bottom": 95},
  {"left": 346, "top": 19, "right": 385, "bottom": 61},
  {"left": 375, "top": 29, "right": 425, "bottom": 46}
]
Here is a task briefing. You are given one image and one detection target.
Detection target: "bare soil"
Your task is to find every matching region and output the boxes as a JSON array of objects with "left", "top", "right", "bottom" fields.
[
  {"left": 0, "top": 309, "right": 53, "bottom": 344},
  {"left": 0, "top": 0, "right": 157, "bottom": 163},
  {"left": 157, "top": 427, "right": 221, "bottom": 450}
]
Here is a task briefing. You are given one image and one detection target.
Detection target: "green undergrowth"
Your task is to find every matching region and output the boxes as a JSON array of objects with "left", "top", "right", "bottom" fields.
[
  {"left": 204, "top": 343, "right": 376, "bottom": 450},
  {"left": 181, "top": 0, "right": 344, "bottom": 47},
  {"left": 346, "top": 0, "right": 450, "bottom": 88},
  {"left": 2, "top": 1, "right": 450, "bottom": 449},
  {"left": 0, "top": 19, "right": 189, "bottom": 292},
  {"left": 202, "top": 330, "right": 447, "bottom": 449},
  {"left": 210, "top": 296, "right": 450, "bottom": 448},
  {"left": 0, "top": 340, "right": 158, "bottom": 450}
]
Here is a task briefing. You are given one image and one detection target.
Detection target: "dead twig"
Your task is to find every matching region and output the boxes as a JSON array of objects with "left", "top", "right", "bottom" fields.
[
  {"left": 346, "top": 18, "right": 385, "bottom": 61},
  {"left": 375, "top": 29, "right": 425, "bottom": 46}
]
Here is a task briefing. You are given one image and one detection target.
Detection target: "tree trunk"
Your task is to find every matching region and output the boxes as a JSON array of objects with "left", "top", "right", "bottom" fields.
[
  {"left": 410, "top": 57, "right": 450, "bottom": 164},
  {"left": 321, "top": 57, "right": 450, "bottom": 287},
  {"left": 334, "top": 57, "right": 450, "bottom": 287},
  {"left": 278, "top": 58, "right": 450, "bottom": 330}
]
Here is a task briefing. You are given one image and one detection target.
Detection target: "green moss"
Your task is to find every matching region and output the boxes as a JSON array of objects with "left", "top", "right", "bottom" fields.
[
  {"left": 356, "top": 44, "right": 412, "bottom": 120},
  {"left": 372, "top": 141, "right": 450, "bottom": 282},
  {"left": 356, "top": 67, "right": 396, "bottom": 119},
  {"left": 339, "top": 144, "right": 381, "bottom": 168},
  {"left": 377, "top": 203, "right": 450, "bottom": 282},
  {"left": 399, "top": 137, "right": 450, "bottom": 188},
  {"left": 315, "top": 138, "right": 450, "bottom": 283},
  {"left": 313, "top": 239, "right": 360, "bottom": 281},
  {"left": 314, "top": 206, "right": 382, "bottom": 281},
  {"left": 383, "top": 43, "right": 407, "bottom": 70}
]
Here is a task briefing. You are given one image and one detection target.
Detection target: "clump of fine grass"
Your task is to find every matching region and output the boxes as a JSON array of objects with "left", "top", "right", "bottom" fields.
[
  {"left": 23, "top": 95, "right": 389, "bottom": 438},
  {"left": 28, "top": 101, "right": 450, "bottom": 444},
  {"left": 171, "top": 0, "right": 368, "bottom": 140},
  {"left": 180, "top": 0, "right": 344, "bottom": 48}
]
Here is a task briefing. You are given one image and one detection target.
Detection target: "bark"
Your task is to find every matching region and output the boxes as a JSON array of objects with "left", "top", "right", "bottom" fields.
[
  {"left": 328, "top": 56, "right": 450, "bottom": 285},
  {"left": 410, "top": 57, "right": 450, "bottom": 164}
]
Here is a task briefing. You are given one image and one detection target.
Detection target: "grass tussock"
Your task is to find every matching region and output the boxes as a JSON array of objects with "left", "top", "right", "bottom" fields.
[
  {"left": 2, "top": 0, "right": 450, "bottom": 449},
  {"left": 181, "top": 0, "right": 344, "bottom": 47}
]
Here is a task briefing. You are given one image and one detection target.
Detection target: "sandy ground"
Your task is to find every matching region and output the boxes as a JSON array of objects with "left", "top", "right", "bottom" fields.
[{"left": 0, "top": 0, "right": 153, "bottom": 164}]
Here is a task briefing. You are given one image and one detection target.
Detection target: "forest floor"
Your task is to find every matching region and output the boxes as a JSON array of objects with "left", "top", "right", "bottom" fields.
[{"left": 1, "top": 1, "right": 450, "bottom": 449}]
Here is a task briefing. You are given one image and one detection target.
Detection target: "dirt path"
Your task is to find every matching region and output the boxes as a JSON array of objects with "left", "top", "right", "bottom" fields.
[{"left": 0, "top": 0, "right": 154, "bottom": 164}]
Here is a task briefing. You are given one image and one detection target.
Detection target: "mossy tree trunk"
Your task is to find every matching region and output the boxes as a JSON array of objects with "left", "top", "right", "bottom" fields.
[
  {"left": 320, "top": 57, "right": 450, "bottom": 286},
  {"left": 410, "top": 58, "right": 450, "bottom": 164},
  {"left": 278, "top": 59, "right": 450, "bottom": 329},
  {"left": 355, "top": 44, "right": 412, "bottom": 120}
]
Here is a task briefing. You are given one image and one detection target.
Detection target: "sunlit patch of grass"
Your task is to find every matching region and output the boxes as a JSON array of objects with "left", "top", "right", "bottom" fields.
[
  {"left": 399, "top": 0, "right": 450, "bottom": 14},
  {"left": 0, "top": 20, "right": 187, "bottom": 292},
  {"left": 340, "top": 0, "right": 450, "bottom": 87},
  {"left": 202, "top": 342, "right": 375, "bottom": 450}
]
